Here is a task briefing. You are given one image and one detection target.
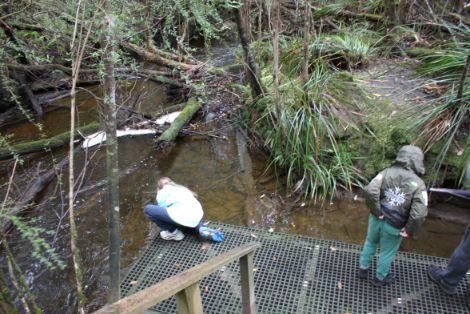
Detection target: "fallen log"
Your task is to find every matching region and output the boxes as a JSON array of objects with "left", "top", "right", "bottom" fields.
[
  {"left": 405, "top": 47, "right": 438, "bottom": 58},
  {"left": 155, "top": 97, "right": 202, "bottom": 146},
  {"left": 3, "top": 157, "right": 69, "bottom": 232},
  {"left": 338, "top": 10, "right": 383, "bottom": 22},
  {"left": 138, "top": 69, "right": 184, "bottom": 88},
  {"left": 122, "top": 42, "right": 195, "bottom": 72},
  {"left": 5, "top": 64, "right": 177, "bottom": 78},
  {"left": 0, "top": 106, "right": 25, "bottom": 127},
  {"left": 5, "top": 64, "right": 184, "bottom": 89},
  {"left": 122, "top": 42, "right": 226, "bottom": 77},
  {"left": 147, "top": 45, "right": 199, "bottom": 66},
  {"left": 131, "top": 102, "right": 187, "bottom": 120},
  {"left": 0, "top": 122, "right": 100, "bottom": 160}
]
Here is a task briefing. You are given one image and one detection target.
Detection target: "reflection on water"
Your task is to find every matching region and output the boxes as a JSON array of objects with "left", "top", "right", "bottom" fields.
[
  {"left": 4, "top": 129, "right": 465, "bottom": 312},
  {"left": 1, "top": 89, "right": 467, "bottom": 312},
  {"left": 1, "top": 80, "right": 168, "bottom": 145}
]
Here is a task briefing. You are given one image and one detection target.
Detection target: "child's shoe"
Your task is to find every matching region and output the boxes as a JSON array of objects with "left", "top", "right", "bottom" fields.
[
  {"left": 370, "top": 273, "right": 395, "bottom": 287},
  {"left": 358, "top": 267, "right": 369, "bottom": 279},
  {"left": 160, "top": 229, "right": 185, "bottom": 241}
]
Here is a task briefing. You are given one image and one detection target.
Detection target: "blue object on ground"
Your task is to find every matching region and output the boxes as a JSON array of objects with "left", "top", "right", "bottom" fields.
[{"left": 198, "top": 226, "right": 225, "bottom": 242}]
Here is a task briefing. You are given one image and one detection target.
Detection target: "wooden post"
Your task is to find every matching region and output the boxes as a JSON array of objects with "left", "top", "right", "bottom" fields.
[
  {"left": 175, "top": 283, "right": 203, "bottom": 314},
  {"left": 239, "top": 252, "right": 256, "bottom": 314}
]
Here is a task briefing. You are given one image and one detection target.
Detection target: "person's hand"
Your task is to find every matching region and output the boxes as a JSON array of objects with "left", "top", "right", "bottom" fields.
[
  {"left": 400, "top": 228, "right": 408, "bottom": 238},
  {"left": 378, "top": 214, "right": 384, "bottom": 220}
]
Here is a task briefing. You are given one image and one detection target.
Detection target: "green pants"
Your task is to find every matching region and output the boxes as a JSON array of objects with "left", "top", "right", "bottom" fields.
[{"left": 359, "top": 214, "right": 403, "bottom": 280}]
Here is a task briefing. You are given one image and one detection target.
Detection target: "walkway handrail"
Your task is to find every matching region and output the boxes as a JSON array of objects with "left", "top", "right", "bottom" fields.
[{"left": 94, "top": 241, "right": 261, "bottom": 314}]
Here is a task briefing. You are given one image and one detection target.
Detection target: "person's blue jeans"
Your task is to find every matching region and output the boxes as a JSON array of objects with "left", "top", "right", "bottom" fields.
[
  {"left": 434, "top": 224, "right": 470, "bottom": 289},
  {"left": 144, "top": 204, "right": 178, "bottom": 232},
  {"left": 144, "top": 204, "right": 202, "bottom": 234}
]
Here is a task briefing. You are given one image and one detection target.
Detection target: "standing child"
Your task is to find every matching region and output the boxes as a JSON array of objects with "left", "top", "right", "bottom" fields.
[{"left": 358, "top": 145, "right": 428, "bottom": 286}]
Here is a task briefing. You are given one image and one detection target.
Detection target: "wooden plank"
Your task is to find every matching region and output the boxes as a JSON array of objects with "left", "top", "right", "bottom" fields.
[
  {"left": 175, "top": 283, "right": 203, "bottom": 314},
  {"left": 240, "top": 252, "right": 256, "bottom": 314},
  {"left": 94, "top": 242, "right": 261, "bottom": 314}
]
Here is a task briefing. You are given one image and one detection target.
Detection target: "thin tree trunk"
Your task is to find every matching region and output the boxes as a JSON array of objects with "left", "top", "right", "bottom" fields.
[
  {"left": 272, "top": 0, "right": 282, "bottom": 118},
  {"left": 302, "top": 1, "right": 311, "bottom": 88},
  {"left": 144, "top": 0, "right": 153, "bottom": 51},
  {"left": 234, "top": 6, "right": 264, "bottom": 99},
  {"left": 242, "top": 0, "right": 252, "bottom": 42},
  {"left": 69, "top": 67, "right": 85, "bottom": 314},
  {"left": 383, "top": 0, "right": 397, "bottom": 25},
  {"left": 0, "top": 267, "right": 17, "bottom": 313},
  {"left": 1, "top": 232, "right": 41, "bottom": 313},
  {"left": 255, "top": 0, "right": 263, "bottom": 40},
  {"left": 103, "top": 8, "right": 121, "bottom": 302},
  {"left": 397, "top": 0, "right": 407, "bottom": 24},
  {"left": 68, "top": 1, "right": 96, "bottom": 312},
  {"left": 455, "top": 49, "right": 470, "bottom": 106},
  {"left": 458, "top": 0, "right": 464, "bottom": 14}
]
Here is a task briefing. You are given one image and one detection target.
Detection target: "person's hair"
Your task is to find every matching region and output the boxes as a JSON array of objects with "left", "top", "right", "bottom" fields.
[
  {"left": 157, "top": 177, "right": 174, "bottom": 190},
  {"left": 156, "top": 177, "right": 198, "bottom": 197}
]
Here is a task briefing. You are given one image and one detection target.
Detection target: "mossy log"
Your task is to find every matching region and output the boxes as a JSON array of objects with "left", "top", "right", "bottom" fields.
[
  {"left": 122, "top": 42, "right": 225, "bottom": 76},
  {"left": 138, "top": 70, "right": 184, "bottom": 88},
  {"left": 155, "top": 97, "right": 202, "bottom": 145},
  {"left": 6, "top": 64, "right": 183, "bottom": 89},
  {"left": 0, "top": 122, "right": 100, "bottom": 160},
  {"left": 311, "top": 7, "right": 383, "bottom": 22},
  {"left": 122, "top": 42, "right": 195, "bottom": 71},
  {"left": 405, "top": 47, "right": 438, "bottom": 58},
  {"left": 128, "top": 102, "right": 187, "bottom": 120},
  {"left": 339, "top": 10, "right": 383, "bottom": 22}
]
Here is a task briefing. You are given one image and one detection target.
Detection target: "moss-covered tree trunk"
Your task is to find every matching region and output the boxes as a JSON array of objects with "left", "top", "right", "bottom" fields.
[
  {"left": 103, "top": 8, "right": 120, "bottom": 303},
  {"left": 155, "top": 97, "right": 202, "bottom": 145},
  {"left": 0, "top": 122, "right": 100, "bottom": 160},
  {"left": 234, "top": 6, "right": 264, "bottom": 99},
  {"left": 0, "top": 267, "right": 17, "bottom": 313},
  {"left": 302, "top": 1, "right": 311, "bottom": 88},
  {"left": 273, "top": 0, "right": 282, "bottom": 118}
]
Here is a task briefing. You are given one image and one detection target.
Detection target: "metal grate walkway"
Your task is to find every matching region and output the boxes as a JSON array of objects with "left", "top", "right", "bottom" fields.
[{"left": 121, "top": 222, "right": 469, "bottom": 313}]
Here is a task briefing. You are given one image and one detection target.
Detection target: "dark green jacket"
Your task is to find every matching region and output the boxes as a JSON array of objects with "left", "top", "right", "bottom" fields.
[{"left": 364, "top": 145, "right": 428, "bottom": 235}]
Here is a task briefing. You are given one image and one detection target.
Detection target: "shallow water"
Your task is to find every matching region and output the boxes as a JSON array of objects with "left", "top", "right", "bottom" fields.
[{"left": 1, "top": 80, "right": 466, "bottom": 312}]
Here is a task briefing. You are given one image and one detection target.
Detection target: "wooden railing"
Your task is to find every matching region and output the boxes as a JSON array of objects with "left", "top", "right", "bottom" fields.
[{"left": 94, "top": 241, "right": 261, "bottom": 314}]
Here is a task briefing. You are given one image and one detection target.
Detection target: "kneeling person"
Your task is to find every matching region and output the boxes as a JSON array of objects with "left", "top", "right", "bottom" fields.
[{"left": 144, "top": 177, "right": 203, "bottom": 241}]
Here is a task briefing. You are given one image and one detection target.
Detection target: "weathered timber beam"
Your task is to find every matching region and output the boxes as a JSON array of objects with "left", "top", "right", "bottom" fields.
[{"left": 94, "top": 242, "right": 261, "bottom": 314}]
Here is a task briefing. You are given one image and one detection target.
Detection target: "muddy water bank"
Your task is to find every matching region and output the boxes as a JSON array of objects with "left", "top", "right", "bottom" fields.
[
  {"left": 0, "top": 74, "right": 467, "bottom": 312},
  {"left": 2, "top": 127, "right": 466, "bottom": 312}
]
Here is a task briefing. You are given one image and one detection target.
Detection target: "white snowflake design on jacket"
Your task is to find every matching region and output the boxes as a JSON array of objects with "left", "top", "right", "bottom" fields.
[{"left": 384, "top": 187, "right": 406, "bottom": 207}]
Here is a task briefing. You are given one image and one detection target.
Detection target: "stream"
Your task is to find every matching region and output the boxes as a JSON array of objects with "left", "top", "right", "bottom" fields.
[{"left": 0, "top": 53, "right": 467, "bottom": 313}]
